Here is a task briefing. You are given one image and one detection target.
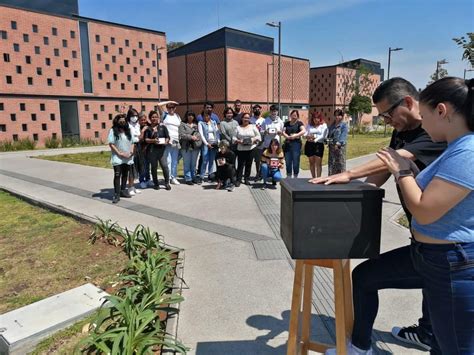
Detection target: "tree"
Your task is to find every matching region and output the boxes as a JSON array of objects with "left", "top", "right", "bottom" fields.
[
  {"left": 348, "top": 95, "right": 372, "bottom": 133},
  {"left": 428, "top": 67, "right": 448, "bottom": 84},
  {"left": 453, "top": 33, "right": 474, "bottom": 68},
  {"left": 167, "top": 41, "right": 185, "bottom": 51}
]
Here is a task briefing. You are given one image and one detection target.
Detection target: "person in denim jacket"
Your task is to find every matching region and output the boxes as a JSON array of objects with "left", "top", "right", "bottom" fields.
[
  {"left": 327, "top": 109, "right": 348, "bottom": 175},
  {"left": 198, "top": 111, "right": 220, "bottom": 181}
]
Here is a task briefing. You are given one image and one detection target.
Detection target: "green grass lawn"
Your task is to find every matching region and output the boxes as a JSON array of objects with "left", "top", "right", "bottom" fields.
[{"left": 0, "top": 191, "right": 128, "bottom": 314}]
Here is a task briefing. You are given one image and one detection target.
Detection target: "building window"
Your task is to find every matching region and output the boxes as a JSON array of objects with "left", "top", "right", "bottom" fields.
[
  {"left": 13, "top": 43, "right": 20, "bottom": 52},
  {"left": 132, "top": 49, "right": 136, "bottom": 56},
  {"left": 42, "top": 123, "right": 47, "bottom": 131},
  {"left": 72, "top": 50, "right": 77, "bottom": 58},
  {"left": 11, "top": 113, "right": 16, "bottom": 121},
  {"left": 96, "top": 53, "right": 101, "bottom": 61},
  {"left": 125, "top": 39, "right": 129, "bottom": 47},
  {"left": 34, "top": 46, "right": 40, "bottom": 54},
  {"left": 50, "top": 113, "right": 55, "bottom": 120},
  {"left": 11, "top": 21, "right": 17, "bottom": 30},
  {"left": 139, "top": 59, "right": 143, "bottom": 66},
  {"left": 113, "top": 73, "right": 117, "bottom": 81},
  {"left": 145, "top": 51, "right": 149, "bottom": 58},
  {"left": 119, "top": 47, "right": 123, "bottom": 55},
  {"left": 134, "top": 84, "right": 138, "bottom": 90},
  {"left": 27, "top": 77, "right": 33, "bottom": 85},
  {"left": 64, "top": 59, "right": 69, "bottom": 67},
  {"left": 65, "top": 79, "right": 71, "bottom": 87},
  {"left": 151, "top": 44, "right": 155, "bottom": 50},
  {"left": 127, "top": 74, "right": 131, "bottom": 82},
  {"left": 52, "top": 133, "right": 57, "bottom": 139},
  {"left": 56, "top": 69, "right": 61, "bottom": 77},
  {"left": 23, "top": 33, "right": 29, "bottom": 42},
  {"left": 120, "top": 65, "right": 124, "bottom": 72},
  {"left": 133, "top": 67, "right": 137, "bottom": 74},
  {"left": 31, "top": 24, "right": 38, "bottom": 32},
  {"left": 114, "top": 105, "right": 119, "bottom": 111},
  {"left": 4, "top": 53, "right": 10, "bottom": 62},
  {"left": 86, "top": 123, "right": 91, "bottom": 129},
  {"left": 108, "top": 113, "right": 113, "bottom": 120},
  {"left": 73, "top": 70, "right": 78, "bottom": 78},
  {"left": 40, "top": 103, "right": 46, "bottom": 111},
  {"left": 146, "top": 68, "right": 150, "bottom": 75},
  {"left": 62, "top": 39, "right": 67, "bottom": 48},
  {"left": 33, "top": 134, "right": 39, "bottom": 141},
  {"left": 101, "top": 122, "right": 106, "bottom": 129},
  {"left": 106, "top": 82, "right": 111, "bottom": 89},
  {"left": 138, "top": 41, "right": 143, "bottom": 49},
  {"left": 22, "top": 124, "right": 27, "bottom": 131},
  {"left": 98, "top": 72, "right": 102, "bottom": 79},
  {"left": 45, "top": 57, "right": 51, "bottom": 66},
  {"left": 159, "top": 85, "right": 163, "bottom": 92},
  {"left": 126, "top": 57, "right": 130, "bottom": 64},
  {"left": 121, "top": 83, "right": 125, "bottom": 90},
  {"left": 152, "top": 60, "right": 156, "bottom": 67},
  {"left": 158, "top": 69, "right": 162, "bottom": 76},
  {"left": 16, "top": 65, "right": 22, "bottom": 74},
  {"left": 0, "top": 124, "right": 6, "bottom": 132},
  {"left": 70, "top": 30, "right": 75, "bottom": 38},
  {"left": 94, "top": 131, "right": 99, "bottom": 138},
  {"left": 85, "top": 104, "right": 89, "bottom": 111},
  {"left": 111, "top": 37, "right": 115, "bottom": 45},
  {"left": 13, "top": 134, "right": 18, "bottom": 141},
  {"left": 158, "top": 53, "right": 161, "bottom": 60},
  {"left": 104, "top": 45, "right": 108, "bottom": 53},
  {"left": 31, "top": 113, "right": 37, "bottom": 121},
  {"left": 147, "top": 85, "right": 151, "bottom": 91},
  {"left": 20, "top": 103, "right": 26, "bottom": 111},
  {"left": 54, "top": 48, "right": 59, "bottom": 56},
  {"left": 47, "top": 78, "right": 53, "bottom": 86},
  {"left": 153, "top": 77, "right": 156, "bottom": 84},
  {"left": 93, "top": 113, "right": 98, "bottom": 120},
  {"left": 0, "top": 30, "right": 7, "bottom": 39},
  {"left": 140, "top": 76, "right": 144, "bottom": 83},
  {"left": 111, "top": 55, "right": 116, "bottom": 63},
  {"left": 105, "top": 63, "right": 109, "bottom": 71},
  {"left": 95, "top": 34, "right": 100, "bottom": 42},
  {"left": 43, "top": 36, "right": 49, "bottom": 45},
  {"left": 100, "top": 104, "right": 105, "bottom": 111},
  {"left": 0, "top": 103, "right": 3, "bottom": 111},
  {"left": 36, "top": 67, "right": 42, "bottom": 75},
  {"left": 52, "top": 27, "right": 58, "bottom": 36}
]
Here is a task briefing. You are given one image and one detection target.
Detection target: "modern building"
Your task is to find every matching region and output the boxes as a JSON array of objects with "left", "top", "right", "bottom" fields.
[
  {"left": 168, "top": 27, "right": 310, "bottom": 122},
  {"left": 0, "top": 1, "right": 168, "bottom": 146},
  {"left": 309, "top": 58, "right": 382, "bottom": 125}
]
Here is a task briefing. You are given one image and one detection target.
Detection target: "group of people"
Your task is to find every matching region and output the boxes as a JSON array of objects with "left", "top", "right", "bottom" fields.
[
  {"left": 316, "top": 77, "right": 473, "bottom": 355},
  {"left": 107, "top": 100, "right": 349, "bottom": 203}
]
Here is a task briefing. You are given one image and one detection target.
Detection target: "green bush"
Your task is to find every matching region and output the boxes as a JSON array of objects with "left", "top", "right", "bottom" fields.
[
  {"left": 44, "top": 137, "right": 61, "bottom": 149},
  {"left": 0, "top": 138, "right": 37, "bottom": 152}
]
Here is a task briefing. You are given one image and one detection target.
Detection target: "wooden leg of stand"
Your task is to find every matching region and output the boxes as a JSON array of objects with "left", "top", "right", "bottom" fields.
[
  {"left": 342, "top": 260, "right": 354, "bottom": 337},
  {"left": 301, "top": 263, "right": 314, "bottom": 355},
  {"left": 287, "top": 260, "right": 304, "bottom": 355},
  {"left": 333, "top": 261, "right": 348, "bottom": 355}
]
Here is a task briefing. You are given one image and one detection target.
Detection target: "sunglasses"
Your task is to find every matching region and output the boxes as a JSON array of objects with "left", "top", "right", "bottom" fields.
[{"left": 379, "top": 98, "right": 404, "bottom": 120}]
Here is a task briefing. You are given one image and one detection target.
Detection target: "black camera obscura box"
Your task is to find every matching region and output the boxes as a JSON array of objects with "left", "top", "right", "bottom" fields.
[{"left": 281, "top": 179, "right": 385, "bottom": 259}]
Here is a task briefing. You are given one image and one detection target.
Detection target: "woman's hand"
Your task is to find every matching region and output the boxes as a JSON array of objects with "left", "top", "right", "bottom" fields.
[{"left": 376, "top": 147, "right": 411, "bottom": 175}]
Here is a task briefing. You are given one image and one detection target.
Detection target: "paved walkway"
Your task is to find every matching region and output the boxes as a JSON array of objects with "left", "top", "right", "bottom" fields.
[{"left": 0, "top": 147, "right": 427, "bottom": 354}]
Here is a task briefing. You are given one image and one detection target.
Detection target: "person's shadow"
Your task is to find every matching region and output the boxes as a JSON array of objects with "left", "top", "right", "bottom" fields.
[{"left": 92, "top": 188, "right": 115, "bottom": 201}]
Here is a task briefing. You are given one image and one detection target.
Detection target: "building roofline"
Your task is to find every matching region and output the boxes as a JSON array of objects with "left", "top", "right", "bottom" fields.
[
  {"left": 0, "top": 4, "right": 165, "bottom": 36},
  {"left": 276, "top": 53, "right": 309, "bottom": 62},
  {"left": 167, "top": 26, "right": 274, "bottom": 55}
]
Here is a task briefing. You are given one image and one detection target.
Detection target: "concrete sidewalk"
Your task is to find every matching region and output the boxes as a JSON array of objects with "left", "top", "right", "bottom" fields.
[{"left": 0, "top": 149, "right": 426, "bottom": 354}]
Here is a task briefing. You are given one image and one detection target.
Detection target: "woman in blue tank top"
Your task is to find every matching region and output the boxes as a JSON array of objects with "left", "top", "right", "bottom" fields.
[{"left": 377, "top": 77, "right": 474, "bottom": 354}]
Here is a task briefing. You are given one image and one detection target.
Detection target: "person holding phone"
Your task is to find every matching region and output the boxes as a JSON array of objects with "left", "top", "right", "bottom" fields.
[
  {"left": 305, "top": 111, "right": 328, "bottom": 178},
  {"left": 234, "top": 112, "right": 261, "bottom": 186},
  {"left": 282, "top": 109, "right": 306, "bottom": 178},
  {"left": 157, "top": 101, "right": 181, "bottom": 185},
  {"left": 260, "top": 138, "right": 284, "bottom": 189}
]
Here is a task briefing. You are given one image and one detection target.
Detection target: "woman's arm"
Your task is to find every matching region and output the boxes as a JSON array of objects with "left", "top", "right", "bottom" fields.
[
  {"left": 338, "top": 122, "right": 348, "bottom": 145},
  {"left": 198, "top": 122, "right": 209, "bottom": 146},
  {"left": 109, "top": 143, "right": 127, "bottom": 158},
  {"left": 252, "top": 126, "right": 261, "bottom": 143},
  {"left": 293, "top": 123, "right": 306, "bottom": 138}
]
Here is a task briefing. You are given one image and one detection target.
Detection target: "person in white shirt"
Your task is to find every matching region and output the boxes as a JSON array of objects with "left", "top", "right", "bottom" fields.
[
  {"left": 250, "top": 104, "right": 266, "bottom": 181},
  {"left": 198, "top": 111, "right": 220, "bottom": 181},
  {"left": 126, "top": 108, "right": 142, "bottom": 195},
  {"left": 304, "top": 111, "right": 328, "bottom": 178},
  {"left": 158, "top": 101, "right": 181, "bottom": 185}
]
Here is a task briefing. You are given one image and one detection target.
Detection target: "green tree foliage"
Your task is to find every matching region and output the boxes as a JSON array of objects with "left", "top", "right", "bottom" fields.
[
  {"left": 167, "top": 41, "right": 185, "bottom": 51},
  {"left": 453, "top": 33, "right": 474, "bottom": 68},
  {"left": 348, "top": 94, "right": 373, "bottom": 132}
]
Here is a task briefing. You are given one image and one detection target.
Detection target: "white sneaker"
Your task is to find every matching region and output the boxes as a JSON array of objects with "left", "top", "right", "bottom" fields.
[
  {"left": 128, "top": 187, "right": 136, "bottom": 196},
  {"left": 171, "top": 178, "right": 180, "bottom": 185},
  {"left": 135, "top": 188, "right": 142, "bottom": 194},
  {"left": 147, "top": 180, "right": 154, "bottom": 187},
  {"left": 140, "top": 182, "right": 147, "bottom": 189},
  {"left": 325, "top": 342, "right": 372, "bottom": 355}
]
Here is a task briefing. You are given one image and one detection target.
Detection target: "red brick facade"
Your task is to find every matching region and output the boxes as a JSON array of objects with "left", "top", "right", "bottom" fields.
[{"left": 0, "top": 5, "right": 167, "bottom": 146}]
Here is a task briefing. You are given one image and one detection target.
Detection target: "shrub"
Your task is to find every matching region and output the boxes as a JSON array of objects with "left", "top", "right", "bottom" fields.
[
  {"left": 0, "top": 138, "right": 36, "bottom": 151},
  {"left": 44, "top": 137, "right": 61, "bottom": 149}
]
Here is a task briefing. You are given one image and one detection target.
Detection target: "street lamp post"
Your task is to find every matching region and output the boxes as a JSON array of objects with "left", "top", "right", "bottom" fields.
[
  {"left": 463, "top": 68, "right": 473, "bottom": 79},
  {"left": 266, "top": 21, "right": 281, "bottom": 114},
  {"left": 267, "top": 62, "right": 274, "bottom": 110},
  {"left": 436, "top": 59, "right": 448, "bottom": 80},
  {"left": 387, "top": 47, "right": 403, "bottom": 79},
  {"left": 156, "top": 46, "right": 165, "bottom": 102}
]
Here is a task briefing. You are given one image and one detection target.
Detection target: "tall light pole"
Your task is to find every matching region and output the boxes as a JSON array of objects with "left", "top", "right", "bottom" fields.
[
  {"left": 464, "top": 68, "right": 474, "bottom": 79},
  {"left": 267, "top": 62, "right": 274, "bottom": 110},
  {"left": 156, "top": 46, "right": 165, "bottom": 102},
  {"left": 266, "top": 21, "right": 281, "bottom": 114},
  {"left": 436, "top": 59, "right": 448, "bottom": 80},
  {"left": 387, "top": 47, "right": 403, "bottom": 79}
]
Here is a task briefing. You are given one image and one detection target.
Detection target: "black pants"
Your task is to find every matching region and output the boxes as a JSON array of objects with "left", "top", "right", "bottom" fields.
[
  {"left": 113, "top": 164, "right": 130, "bottom": 195},
  {"left": 147, "top": 147, "right": 170, "bottom": 185},
  {"left": 236, "top": 149, "right": 254, "bottom": 181},
  {"left": 216, "top": 164, "right": 236, "bottom": 184},
  {"left": 253, "top": 148, "right": 264, "bottom": 178}
]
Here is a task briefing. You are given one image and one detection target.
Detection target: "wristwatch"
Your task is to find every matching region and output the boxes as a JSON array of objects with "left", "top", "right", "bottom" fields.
[{"left": 394, "top": 169, "right": 414, "bottom": 182}]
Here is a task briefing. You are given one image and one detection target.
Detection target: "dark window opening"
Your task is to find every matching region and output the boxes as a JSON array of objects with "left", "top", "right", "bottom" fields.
[
  {"left": 31, "top": 113, "right": 37, "bottom": 121},
  {"left": 54, "top": 48, "right": 60, "bottom": 56},
  {"left": 13, "top": 134, "right": 18, "bottom": 141},
  {"left": 16, "top": 65, "right": 22, "bottom": 74},
  {"left": 65, "top": 79, "right": 71, "bottom": 87},
  {"left": 50, "top": 113, "right": 55, "bottom": 120},
  {"left": 11, "top": 21, "right": 17, "bottom": 30},
  {"left": 52, "top": 27, "right": 58, "bottom": 36},
  {"left": 95, "top": 34, "right": 100, "bottom": 42},
  {"left": 40, "top": 103, "right": 46, "bottom": 111},
  {"left": 4, "top": 53, "right": 10, "bottom": 62},
  {"left": 93, "top": 113, "right": 98, "bottom": 120},
  {"left": 34, "top": 46, "right": 40, "bottom": 54},
  {"left": 11, "top": 114, "right": 16, "bottom": 121},
  {"left": 13, "top": 43, "right": 19, "bottom": 52},
  {"left": 27, "top": 77, "right": 33, "bottom": 85},
  {"left": 45, "top": 57, "right": 51, "bottom": 66},
  {"left": 86, "top": 123, "right": 91, "bottom": 129},
  {"left": 47, "top": 78, "right": 53, "bottom": 86},
  {"left": 43, "top": 36, "right": 49, "bottom": 45},
  {"left": 22, "top": 124, "right": 27, "bottom": 131},
  {"left": 72, "top": 50, "right": 77, "bottom": 58},
  {"left": 70, "top": 30, "right": 75, "bottom": 38},
  {"left": 32, "top": 24, "right": 38, "bottom": 33},
  {"left": 20, "top": 103, "right": 26, "bottom": 111},
  {"left": 33, "top": 133, "right": 38, "bottom": 141},
  {"left": 23, "top": 34, "right": 29, "bottom": 42},
  {"left": 37, "top": 67, "right": 42, "bottom": 75}
]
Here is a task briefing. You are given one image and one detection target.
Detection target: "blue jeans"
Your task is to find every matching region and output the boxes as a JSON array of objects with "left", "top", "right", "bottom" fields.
[
  {"left": 260, "top": 163, "right": 282, "bottom": 182},
  {"left": 200, "top": 144, "right": 217, "bottom": 177},
  {"left": 139, "top": 157, "right": 150, "bottom": 183},
  {"left": 181, "top": 149, "right": 199, "bottom": 182},
  {"left": 284, "top": 141, "right": 301, "bottom": 177},
  {"left": 412, "top": 241, "right": 474, "bottom": 354},
  {"left": 165, "top": 145, "right": 180, "bottom": 179}
]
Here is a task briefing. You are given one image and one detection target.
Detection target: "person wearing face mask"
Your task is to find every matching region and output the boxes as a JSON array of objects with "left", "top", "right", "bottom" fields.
[
  {"left": 220, "top": 107, "right": 239, "bottom": 152},
  {"left": 126, "top": 108, "right": 142, "bottom": 195},
  {"left": 250, "top": 104, "right": 266, "bottom": 181},
  {"left": 136, "top": 111, "right": 151, "bottom": 189},
  {"left": 108, "top": 114, "right": 137, "bottom": 203}
]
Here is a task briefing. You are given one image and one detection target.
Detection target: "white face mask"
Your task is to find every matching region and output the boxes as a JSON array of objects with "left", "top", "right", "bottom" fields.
[{"left": 130, "top": 116, "right": 138, "bottom": 123}]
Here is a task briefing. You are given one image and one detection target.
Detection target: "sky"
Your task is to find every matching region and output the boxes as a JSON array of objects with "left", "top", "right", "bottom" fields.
[{"left": 79, "top": 0, "right": 473, "bottom": 90}]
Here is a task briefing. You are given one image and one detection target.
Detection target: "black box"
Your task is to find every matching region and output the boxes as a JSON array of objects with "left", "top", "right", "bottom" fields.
[{"left": 281, "top": 179, "right": 385, "bottom": 259}]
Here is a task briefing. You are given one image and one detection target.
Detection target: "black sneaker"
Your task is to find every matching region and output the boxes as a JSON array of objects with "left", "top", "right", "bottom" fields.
[
  {"left": 235, "top": 181, "right": 241, "bottom": 187},
  {"left": 227, "top": 184, "right": 235, "bottom": 192},
  {"left": 153, "top": 184, "right": 160, "bottom": 190},
  {"left": 244, "top": 179, "right": 251, "bottom": 185},
  {"left": 112, "top": 194, "right": 120, "bottom": 204},
  {"left": 120, "top": 190, "right": 131, "bottom": 198},
  {"left": 165, "top": 183, "right": 172, "bottom": 191},
  {"left": 391, "top": 325, "right": 431, "bottom": 351},
  {"left": 261, "top": 183, "right": 267, "bottom": 190},
  {"left": 186, "top": 181, "right": 193, "bottom": 185}
]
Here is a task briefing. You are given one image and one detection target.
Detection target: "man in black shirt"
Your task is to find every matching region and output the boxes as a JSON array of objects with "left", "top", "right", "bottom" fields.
[
  {"left": 312, "top": 78, "right": 446, "bottom": 353},
  {"left": 233, "top": 99, "right": 243, "bottom": 125}
]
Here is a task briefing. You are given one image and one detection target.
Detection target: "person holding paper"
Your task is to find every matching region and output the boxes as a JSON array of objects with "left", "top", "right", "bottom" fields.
[
  {"left": 304, "top": 111, "right": 328, "bottom": 178},
  {"left": 234, "top": 112, "right": 261, "bottom": 186},
  {"left": 215, "top": 140, "right": 237, "bottom": 191},
  {"left": 260, "top": 138, "right": 285, "bottom": 189},
  {"left": 198, "top": 111, "right": 220, "bottom": 181}
]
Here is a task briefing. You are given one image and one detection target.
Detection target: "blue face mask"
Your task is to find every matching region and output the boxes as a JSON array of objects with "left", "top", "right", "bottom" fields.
[{"left": 130, "top": 116, "right": 138, "bottom": 123}]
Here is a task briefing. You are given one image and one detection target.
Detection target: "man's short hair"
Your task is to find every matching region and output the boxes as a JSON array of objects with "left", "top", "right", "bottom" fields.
[
  {"left": 234, "top": 99, "right": 241, "bottom": 104},
  {"left": 204, "top": 101, "right": 214, "bottom": 108},
  {"left": 270, "top": 104, "right": 278, "bottom": 111},
  {"left": 373, "top": 77, "right": 419, "bottom": 105}
]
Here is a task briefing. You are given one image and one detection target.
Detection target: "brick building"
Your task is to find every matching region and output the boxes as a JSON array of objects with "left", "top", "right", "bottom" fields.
[
  {"left": 309, "top": 59, "right": 383, "bottom": 125},
  {"left": 0, "top": 1, "right": 168, "bottom": 146},
  {"left": 168, "top": 27, "right": 310, "bottom": 122}
]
